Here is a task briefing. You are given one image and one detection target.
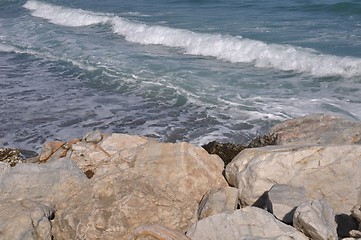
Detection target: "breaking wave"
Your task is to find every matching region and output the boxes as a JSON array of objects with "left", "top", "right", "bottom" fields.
[{"left": 23, "top": 0, "right": 361, "bottom": 77}]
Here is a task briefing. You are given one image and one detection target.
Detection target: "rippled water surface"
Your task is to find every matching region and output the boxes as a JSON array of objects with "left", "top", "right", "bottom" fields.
[{"left": 1, "top": 0, "right": 361, "bottom": 151}]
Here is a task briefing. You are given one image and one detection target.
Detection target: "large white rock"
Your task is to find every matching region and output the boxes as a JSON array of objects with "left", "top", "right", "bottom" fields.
[
  {"left": 68, "top": 133, "right": 153, "bottom": 176},
  {"left": 0, "top": 200, "right": 55, "bottom": 240},
  {"left": 270, "top": 114, "right": 361, "bottom": 146},
  {"left": 133, "top": 141, "right": 227, "bottom": 202},
  {"left": 198, "top": 186, "right": 239, "bottom": 220},
  {"left": 266, "top": 184, "right": 307, "bottom": 224},
  {"left": 68, "top": 133, "right": 227, "bottom": 203},
  {"left": 293, "top": 199, "right": 338, "bottom": 240},
  {"left": 52, "top": 169, "right": 199, "bottom": 239},
  {"left": 186, "top": 206, "right": 308, "bottom": 240},
  {"left": 52, "top": 134, "right": 227, "bottom": 239},
  {"left": 225, "top": 144, "right": 361, "bottom": 214},
  {"left": 0, "top": 158, "right": 88, "bottom": 203}
]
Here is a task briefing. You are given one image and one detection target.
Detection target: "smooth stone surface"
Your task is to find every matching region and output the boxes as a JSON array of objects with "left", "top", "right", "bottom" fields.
[
  {"left": 0, "top": 200, "right": 55, "bottom": 240},
  {"left": 198, "top": 186, "right": 238, "bottom": 220},
  {"left": 266, "top": 184, "right": 307, "bottom": 224},
  {"left": 84, "top": 130, "right": 103, "bottom": 143},
  {"left": 0, "top": 158, "right": 88, "bottom": 204},
  {"left": 133, "top": 141, "right": 227, "bottom": 202},
  {"left": 270, "top": 113, "right": 361, "bottom": 146},
  {"left": 186, "top": 206, "right": 308, "bottom": 240},
  {"left": 225, "top": 144, "right": 361, "bottom": 214},
  {"left": 293, "top": 199, "right": 338, "bottom": 240}
]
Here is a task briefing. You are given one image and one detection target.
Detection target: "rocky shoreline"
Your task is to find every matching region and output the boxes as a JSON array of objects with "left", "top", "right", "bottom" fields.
[{"left": 1, "top": 113, "right": 361, "bottom": 239}]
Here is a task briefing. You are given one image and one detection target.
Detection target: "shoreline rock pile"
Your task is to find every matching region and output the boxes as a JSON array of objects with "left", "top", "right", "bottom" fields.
[{"left": 1, "top": 113, "right": 361, "bottom": 239}]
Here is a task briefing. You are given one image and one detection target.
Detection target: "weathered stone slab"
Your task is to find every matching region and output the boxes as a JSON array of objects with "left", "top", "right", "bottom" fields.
[
  {"left": 186, "top": 206, "right": 308, "bottom": 240},
  {"left": 68, "top": 133, "right": 152, "bottom": 176},
  {"left": 0, "top": 200, "right": 55, "bottom": 240},
  {"left": 225, "top": 144, "right": 361, "bottom": 214},
  {"left": 293, "top": 199, "right": 338, "bottom": 240},
  {"left": 198, "top": 186, "right": 238, "bottom": 220},
  {"left": 0, "top": 158, "right": 88, "bottom": 203},
  {"left": 266, "top": 184, "right": 307, "bottom": 224},
  {"left": 270, "top": 114, "right": 361, "bottom": 146},
  {"left": 52, "top": 169, "right": 199, "bottom": 240},
  {"left": 134, "top": 141, "right": 227, "bottom": 202}
]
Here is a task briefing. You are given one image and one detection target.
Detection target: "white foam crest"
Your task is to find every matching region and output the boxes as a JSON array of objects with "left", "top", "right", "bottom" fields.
[
  {"left": 111, "top": 17, "right": 361, "bottom": 77},
  {"left": 23, "top": 0, "right": 361, "bottom": 77},
  {"left": 0, "top": 43, "right": 18, "bottom": 53},
  {"left": 23, "top": 0, "right": 110, "bottom": 27}
]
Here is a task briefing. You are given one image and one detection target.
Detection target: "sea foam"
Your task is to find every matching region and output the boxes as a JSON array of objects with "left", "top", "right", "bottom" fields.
[{"left": 23, "top": 0, "right": 361, "bottom": 78}]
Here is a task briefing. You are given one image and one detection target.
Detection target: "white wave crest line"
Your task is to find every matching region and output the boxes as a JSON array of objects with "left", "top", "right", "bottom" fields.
[
  {"left": 23, "top": 0, "right": 111, "bottom": 27},
  {"left": 23, "top": 0, "right": 361, "bottom": 77},
  {"left": 0, "top": 43, "right": 18, "bottom": 53}
]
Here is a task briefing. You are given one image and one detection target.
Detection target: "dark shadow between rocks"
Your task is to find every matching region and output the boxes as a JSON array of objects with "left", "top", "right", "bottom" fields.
[
  {"left": 335, "top": 213, "right": 359, "bottom": 238},
  {"left": 252, "top": 191, "right": 269, "bottom": 209}
]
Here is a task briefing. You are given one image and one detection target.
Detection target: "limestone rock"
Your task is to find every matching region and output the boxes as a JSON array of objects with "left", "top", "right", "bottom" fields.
[
  {"left": 186, "top": 206, "right": 308, "bottom": 240},
  {"left": 349, "top": 230, "right": 361, "bottom": 238},
  {"left": 270, "top": 113, "right": 361, "bottom": 146},
  {"left": 198, "top": 186, "right": 238, "bottom": 220},
  {"left": 84, "top": 130, "right": 103, "bottom": 143},
  {"left": 351, "top": 205, "right": 361, "bottom": 223},
  {"left": 68, "top": 133, "right": 152, "bottom": 176},
  {"left": 351, "top": 205, "right": 361, "bottom": 237},
  {"left": 0, "top": 200, "right": 55, "bottom": 240},
  {"left": 0, "top": 158, "right": 88, "bottom": 203},
  {"left": 132, "top": 224, "right": 191, "bottom": 240},
  {"left": 225, "top": 144, "right": 361, "bottom": 214},
  {"left": 293, "top": 199, "right": 338, "bottom": 240},
  {"left": 133, "top": 141, "right": 227, "bottom": 202},
  {"left": 52, "top": 169, "right": 198, "bottom": 240},
  {"left": 266, "top": 184, "right": 308, "bottom": 224},
  {"left": 39, "top": 141, "right": 65, "bottom": 162}
]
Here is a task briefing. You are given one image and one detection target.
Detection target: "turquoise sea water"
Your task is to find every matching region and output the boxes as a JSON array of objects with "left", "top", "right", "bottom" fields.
[{"left": 1, "top": 0, "right": 361, "bottom": 150}]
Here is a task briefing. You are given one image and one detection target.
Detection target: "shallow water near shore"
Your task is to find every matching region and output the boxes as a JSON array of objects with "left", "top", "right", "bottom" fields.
[{"left": 1, "top": 0, "right": 361, "bottom": 151}]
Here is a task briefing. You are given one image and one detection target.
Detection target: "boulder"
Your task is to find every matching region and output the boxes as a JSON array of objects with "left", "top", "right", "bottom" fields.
[
  {"left": 83, "top": 130, "right": 103, "bottom": 143},
  {"left": 39, "top": 141, "right": 65, "bottom": 162},
  {"left": 293, "top": 199, "right": 338, "bottom": 240},
  {"left": 351, "top": 205, "right": 361, "bottom": 223},
  {"left": 350, "top": 205, "right": 361, "bottom": 238},
  {"left": 266, "top": 184, "right": 307, "bottom": 224},
  {"left": 0, "top": 200, "right": 55, "bottom": 240},
  {"left": 225, "top": 144, "right": 361, "bottom": 214},
  {"left": 67, "top": 133, "right": 152, "bottom": 176},
  {"left": 133, "top": 141, "right": 227, "bottom": 202},
  {"left": 52, "top": 134, "right": 227, "bottom": 239},
  {"left": 270, "top": 114, "right": 361, "bottom": 146},
  {"left": 132, "top": 224, "right": 191, "bottom": 240},
  {"left": 0, "top": 158, "right": 88, "bottom": 204},
  {"left": 52, "top": 169, "right": 199, "bottom": 239},
  {"left": 186, "top": 206, "right": 308, "bottom": 240},
  {"left": 198, "top": 186, "right": 238, "bottom": 220},
  {"left": 67, "top": 133, "right": 227, "bottom": 202}
]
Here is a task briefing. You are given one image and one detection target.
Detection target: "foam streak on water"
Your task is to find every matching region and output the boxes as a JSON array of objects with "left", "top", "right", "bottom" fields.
[{"left": 23, "top": 0, "right": 361, "bottom": 78}]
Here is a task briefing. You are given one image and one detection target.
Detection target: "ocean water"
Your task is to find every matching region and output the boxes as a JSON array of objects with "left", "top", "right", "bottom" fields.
[{"left": 1, "top": 0, "right": 361, "bottom": 151}]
